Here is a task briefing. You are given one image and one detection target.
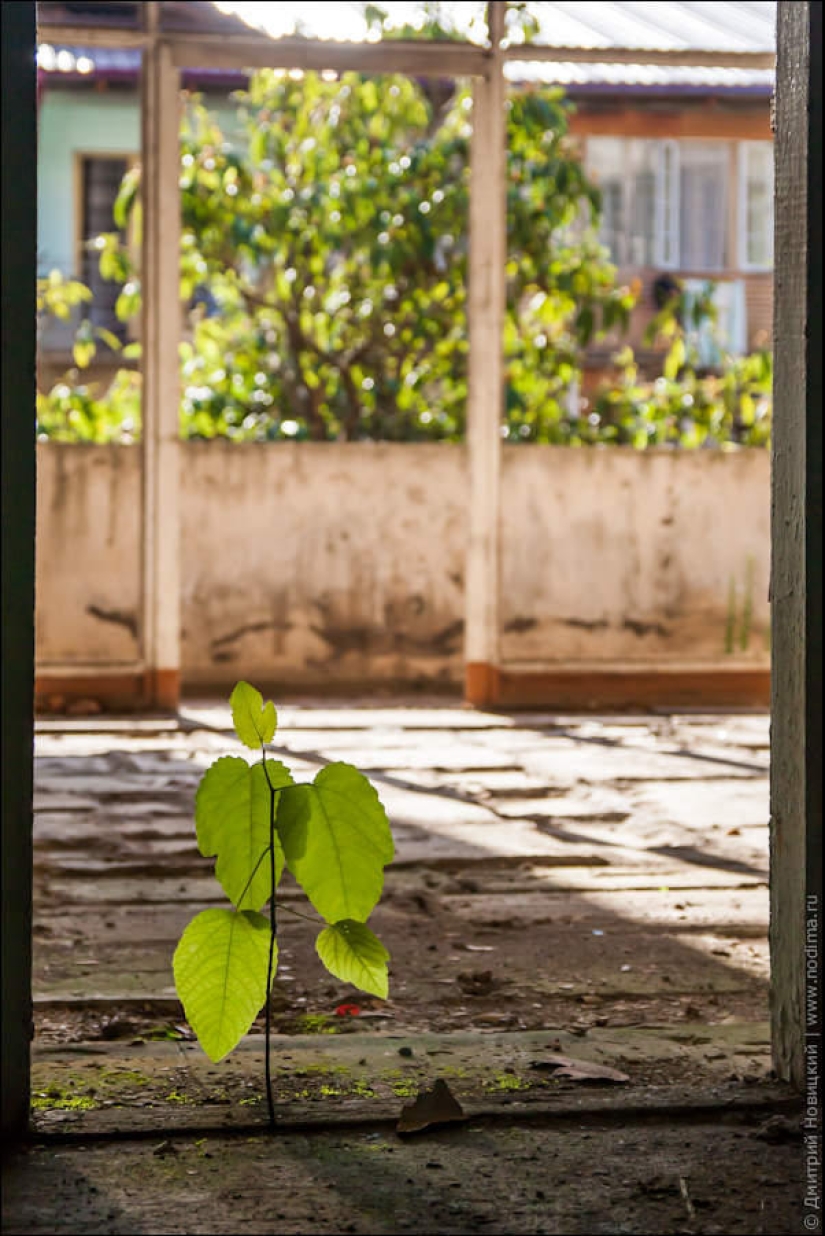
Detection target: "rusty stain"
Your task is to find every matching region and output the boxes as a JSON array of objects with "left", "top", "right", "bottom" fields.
[
  {"left": 623, "top": 617, "right": 671, "bottom": 638},
  {"left": 504, "top": 617, "right": 538, "bottom": 634},
  {"left": 562, "top": 617, "right": 609, "bottom": 632},
  {"left": 385, "top": 595, "right": 427, "bottom": 622},
  {"left": 209, "top": 621, "right": 290, "bottom": 661},
  {"left": 310, "top": 619, "right": 464, "bottom": 658},
  {"left": 86, "top": 605, "right": 138, "bottom": 640}
]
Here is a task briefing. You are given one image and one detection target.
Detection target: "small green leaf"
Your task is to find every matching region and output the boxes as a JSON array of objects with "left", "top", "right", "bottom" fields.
[
  {"left": 173, "top": 908, "right": 273, "bottom": 1063},
  {"left": 316, "top": 919, "right": 389, "bottom": 999},
  {"left": 94, "top": 327, "right": 123, "bottom": 352},
  {"left": 230, "top": 680, "right": 277, "bottom": 749},
  {"left": 195, "top": 755, "right": 291, "bottom": 910},
  {"left": 664, "top": 336, "right": 686, "bottom": 381},
  {"left": 277, "top": 763, "right": 394, "bottom": 924},
  {"left": 72, "top": 338, "right": 96, "bottom": 369}
]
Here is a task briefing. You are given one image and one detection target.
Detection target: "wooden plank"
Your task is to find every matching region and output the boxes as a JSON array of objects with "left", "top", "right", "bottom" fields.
[
  {"left": 770, "top": 0, "right": 818, "bottom": 1089},
  {"left": 465, "top": 3, "right": 506, "bottom": 707},
  {"left": 1, "top": 0, "right": 37, "bottom": 1140},
  {"left": 36, "top": 25, "right": 775, "bottom": 73},
  {"left": 36, "top": 24, "right": 149, "bottom": 49},
  {"left": 140, "top": 35, "right": 182, "bottom": 711},
  {"left": 170, "top": 35, "right": 492, "bottom": 78}
]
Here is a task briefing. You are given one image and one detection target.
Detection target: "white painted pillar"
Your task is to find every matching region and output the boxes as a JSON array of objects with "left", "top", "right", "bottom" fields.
[
  {"left": 465, "top": 2, "right": 506, "bottom": 707},
  {"left": 140, "top": 22, "right": 181, "bottom": 710}
]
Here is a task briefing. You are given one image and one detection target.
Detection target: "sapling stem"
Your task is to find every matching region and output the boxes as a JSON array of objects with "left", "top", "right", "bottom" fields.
[{"left": 262, "top": 752, "right": 278, "bottom": 1131}]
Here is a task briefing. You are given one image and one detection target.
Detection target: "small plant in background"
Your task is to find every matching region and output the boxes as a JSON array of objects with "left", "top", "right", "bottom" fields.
[{"left": 173, "top": 681, "right": 394, "bottom": 1128}]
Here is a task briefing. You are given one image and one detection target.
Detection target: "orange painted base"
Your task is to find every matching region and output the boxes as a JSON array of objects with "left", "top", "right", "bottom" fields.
[
  {"left": 465, "top": 664, "right": 770, "bottom": 711},
  {"left": 36, "top": 669, "right": 181, "bottom": 715},
  {"left": 464, "top": 661, "right": 501, "bottom": 707}
]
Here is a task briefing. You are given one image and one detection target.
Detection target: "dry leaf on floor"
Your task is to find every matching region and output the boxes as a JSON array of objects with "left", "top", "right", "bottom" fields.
[
  {"left": 529, "top": 1054, "right": 630, "bottom": 1084},
  {"left": 396, "top": 1078, "right": 466, "bottom": 1135}
]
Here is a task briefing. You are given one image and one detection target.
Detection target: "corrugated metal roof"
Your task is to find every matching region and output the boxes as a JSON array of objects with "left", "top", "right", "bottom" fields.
[
  {"left": 511, "top": 1, "right": 775, "bottom": 53},
  {"left": 211, "top": 1, "right": 776, "bottom": 54},
  {"left": 37, "top": 44, "right": 773, "bottom": 94},
  {"left": 37, "top": 2, "right": 776, "bottom": 93},
  {"left": 505, "top": 60, "right": 775, "bottom": 92}
]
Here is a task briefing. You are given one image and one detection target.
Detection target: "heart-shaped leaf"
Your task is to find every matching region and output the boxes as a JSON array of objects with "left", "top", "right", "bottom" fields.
[
  {"left": 276, "top": 763, "right": 394, "bottom": 923},
  {"left": 316, "top": 920, "right": 389, "bottom": 999},
  {"left": 230, "top": 680, "right": 277, "bottom": 749},
  {"left": 195, "top": 756, "right": 292, "bottom": 910},
  {"left": 173, "top": 908, "right": 274, "bottom": 1063}
]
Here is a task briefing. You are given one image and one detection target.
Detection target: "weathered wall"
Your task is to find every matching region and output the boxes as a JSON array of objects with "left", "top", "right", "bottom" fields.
[
  {"left": 179, "top": 443, "right": 468, "bottom": 691},
  {"left": 35, "top": 441, "right": 771, "bottom": 690},
  {"left": 500, "top": 447, "right": 770, "bottom": 667},
  {"left": 35, "top": 445, "right": 142, "bottom": 666}
]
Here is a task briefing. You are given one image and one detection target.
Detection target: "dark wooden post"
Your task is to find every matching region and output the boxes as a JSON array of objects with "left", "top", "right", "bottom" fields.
[
  {"left": 770, "top": 0, "right": 822, "bottom": 1088},
  {"left": 1, "top": 0, "right": 37, "bottom": 1138}
]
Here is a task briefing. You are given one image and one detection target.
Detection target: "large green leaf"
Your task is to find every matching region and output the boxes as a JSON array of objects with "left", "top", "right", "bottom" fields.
[
  {"left": 316, "top": 919, "right": 389, "bottom": 999},
  {"left": 195, "top": 756, "right": 292, "bottom": 910},
  {"left": 230, "top": 680, "right": 277, "bottom": 749},
  {"left": 277, "top": 763, "right": 394, "bottom": 924},
  {"left": 173, "top": 908, "right": 274, "bottom": 1063}
]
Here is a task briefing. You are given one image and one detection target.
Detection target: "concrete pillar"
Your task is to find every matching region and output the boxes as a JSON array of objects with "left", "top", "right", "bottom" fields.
[
  {"left": 770, "top": 0, "right": 822, "bottom": 1088},
  {"left": 140, "top": 16, "right": 181, "bottom": 711},
  {"left": 465, "top": 1, "right": 506, "bottom": 707},
  {"left": 1, "top": 0, "right": 37, "bottom": 1137}
]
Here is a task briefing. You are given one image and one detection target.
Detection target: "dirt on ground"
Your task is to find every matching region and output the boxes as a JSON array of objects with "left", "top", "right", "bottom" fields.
[{"left": 2, "top": 705, "right": 808, "bottom": 1235}]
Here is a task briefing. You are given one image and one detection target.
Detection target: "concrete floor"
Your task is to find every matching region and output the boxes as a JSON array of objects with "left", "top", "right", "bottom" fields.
[{"left": 1, "top": 703, "right": 806, "bottom": 1234}]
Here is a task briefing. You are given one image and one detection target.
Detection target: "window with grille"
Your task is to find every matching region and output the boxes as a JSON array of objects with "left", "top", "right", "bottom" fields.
[
  {"left": 586, "top": 137, "right": 769, "bottom": 275},
  {"left": 79, "top": 155, "right": 130, "bottom": 344}
]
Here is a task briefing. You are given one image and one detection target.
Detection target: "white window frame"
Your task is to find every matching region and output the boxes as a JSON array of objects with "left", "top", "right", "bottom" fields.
[
  {"left": 737, "top": 140, "right": 774, "bottom": 271},
  {"left": 655, "top": 138, "right": 680, "bottom": 270},
  {"left": 591, "top": 137, "right": 726, "bottom": 272}
]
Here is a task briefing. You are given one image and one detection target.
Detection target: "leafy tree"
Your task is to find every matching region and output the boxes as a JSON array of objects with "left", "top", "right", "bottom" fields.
[
  {"left": 39, "top": 65, "right": 634, "bottom": 443},
  {"left": 35, "top": 18, "right": 771, "bottom": 448},
  {"left": 584, "top": 285, "right": 772, "bottom": 448}
]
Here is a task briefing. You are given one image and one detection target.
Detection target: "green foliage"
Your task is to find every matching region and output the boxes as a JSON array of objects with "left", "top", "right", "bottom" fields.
[
  {"left": 277, "top": 763, "right": 394, "bottom": 923},
  {"left": 39, "top": 68, "right": 634, "bottom": 444},
  {"left": 174, "top": 908, "right": 274, "bottom": 1064},
  {"left": 230, "top": 680, "right": 277, "bottom": 748},
  {"left": 174, "top": 683, "right": 393, "bottom": 1080},
  {"left": 195, "top": 756, "right": 289, "bottom": 911},
  {"left": 36, "top": 368, "right": 142, "bottom": 443},
  {"left": 583, "top": 287, "right": 773, "bottom": 449},
  {"left": 37, "top": 270, "right": 92, "bottom": 320},
  {"left": 37, "top": 269, "right": 123, "bottom": 371},
  {"left": 35, "top": 58, "right": 771, "bottom": 449},
  {"left": 316, "top": 920, "right": 390, "bottom": 999}
]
